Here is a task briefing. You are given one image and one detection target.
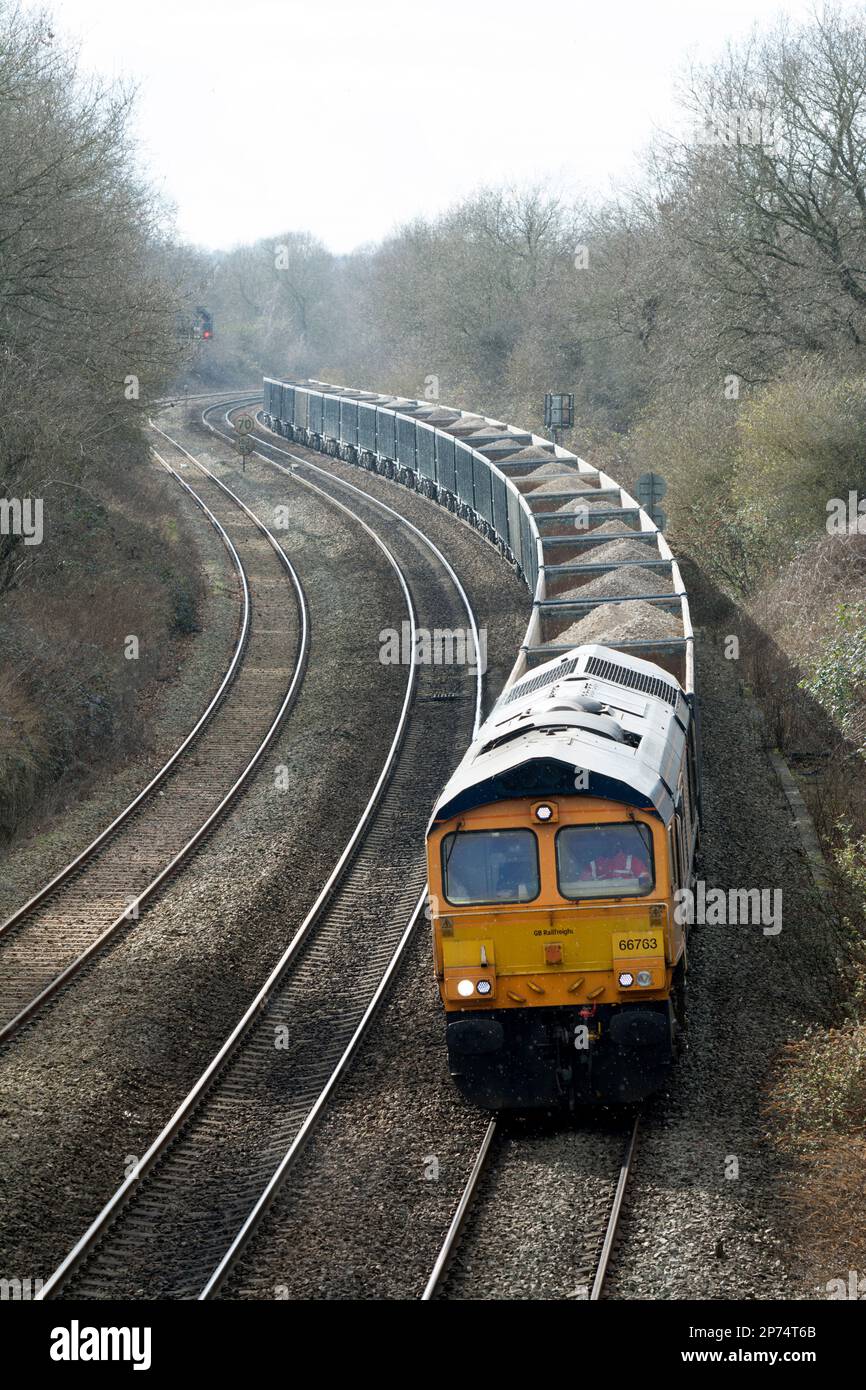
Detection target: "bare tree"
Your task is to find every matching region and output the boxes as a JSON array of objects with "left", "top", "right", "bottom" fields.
[
  {"left": 0, "top": 2, "right": 184, "bottom": 592},
  {"left": 656, "top": 4, "right": 866, "bottom": 374}
]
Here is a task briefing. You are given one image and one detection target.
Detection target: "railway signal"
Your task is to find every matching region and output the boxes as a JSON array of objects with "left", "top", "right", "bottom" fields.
[
  {"left": 176, "top": 308, "right": 215, "bottom": 342},
  {"left": 543, "top": 391, "right": 574, "bottom": 447},
  {"left": 636, "top": 471, "right": 667, "bottom": 530},
  {"left": 194, "top": 307, "right": 214, "bottom": 341}
]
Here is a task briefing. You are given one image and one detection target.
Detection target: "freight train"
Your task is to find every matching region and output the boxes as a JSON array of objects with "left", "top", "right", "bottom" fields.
[{"left": 262, "top": 377, "right": 698, "bottom": 1108}]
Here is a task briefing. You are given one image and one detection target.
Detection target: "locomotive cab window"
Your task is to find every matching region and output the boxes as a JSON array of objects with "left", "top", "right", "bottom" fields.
[
  {"left": 556, "top": 822, "right": 654, "bottom": 899},
  {"left": 441, "top": 828, "right": 540, "bottom": 905}
]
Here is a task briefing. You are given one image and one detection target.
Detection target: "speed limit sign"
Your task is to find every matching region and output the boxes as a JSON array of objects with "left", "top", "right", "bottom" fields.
[{"left": 235, "top": 414, "right": 255, "bottom": 435}]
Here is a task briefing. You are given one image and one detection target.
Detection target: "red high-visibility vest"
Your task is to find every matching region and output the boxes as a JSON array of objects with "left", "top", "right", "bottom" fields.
[{"left": 580, "top": 850, "right": 648, "bottom": 881}]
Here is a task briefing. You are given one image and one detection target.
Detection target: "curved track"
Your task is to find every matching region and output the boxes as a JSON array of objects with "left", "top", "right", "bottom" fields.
[
  {"left": 243, "top": 396, "right": 662, "bottom": 1304},
  {"left": 0, "top": 428, "right": 309, "bottom": 1044},
  {"left": 39, "top": 406, "right": 484, "bottom": 1300},
  {"left": 202, "top": 395, "right": 484, "bottom": 737}
]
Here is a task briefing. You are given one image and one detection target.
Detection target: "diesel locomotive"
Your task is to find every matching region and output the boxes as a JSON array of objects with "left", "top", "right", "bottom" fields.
[{"left": 426, "top": 642, "right": 699, "bottom": 1109}]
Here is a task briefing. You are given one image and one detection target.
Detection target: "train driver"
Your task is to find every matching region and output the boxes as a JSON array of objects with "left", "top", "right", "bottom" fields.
[
  {"left": 558, "top": 825, "right": 652, "bottom": 894},
  {"left": 577, "top": 828, "right": 651, "bottom": 888}
]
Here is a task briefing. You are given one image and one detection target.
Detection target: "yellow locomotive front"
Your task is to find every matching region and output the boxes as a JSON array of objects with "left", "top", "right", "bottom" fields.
[{"left": 426, "top": 645, "right": 698, "bottom": 1109}]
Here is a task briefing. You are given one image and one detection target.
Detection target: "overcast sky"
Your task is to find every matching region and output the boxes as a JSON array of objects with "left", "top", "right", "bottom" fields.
[{"left": 35, "top": 0, "right": 818, "bottom": 254}]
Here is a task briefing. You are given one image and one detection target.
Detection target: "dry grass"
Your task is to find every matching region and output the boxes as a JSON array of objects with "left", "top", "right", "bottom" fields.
[
  {"left": 751, "top": 532, "right": 866, "bottom": 668},
  {"left": 0, "top": 457, "right": 204, "bottom": 842},
  {"left": 766, "top": 1025, "right": 866, "bottom": 1288},
  {"left": 682, "top": 536, "right": 866, "bottom": 838},
  {"left": 775, "top": 1133, "right": 866, "bottom": 1288},
  {"left": 685, "top": 541, "right": 866, "bottom": 1285}
]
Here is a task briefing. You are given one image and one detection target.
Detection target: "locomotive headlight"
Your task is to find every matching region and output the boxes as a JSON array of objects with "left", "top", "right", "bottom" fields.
[
  {"left": 476, "top": 979, "right": 492, "bottom": 996},
  {"left": 457, "top": 979, "right": 475, "bottom": 997},
  {"left": 535, "top": 803, "right": 553, "bottom": 822},
  {"left": 618, "top": 971, "right": 634, "bottom": 987},
  {"left": 636, "top": 970, "right": 652, "bottom": 987}
]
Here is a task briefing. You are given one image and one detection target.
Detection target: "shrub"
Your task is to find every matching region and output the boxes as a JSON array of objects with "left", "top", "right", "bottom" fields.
[
  {"left": 734, "top": 366, "right": 866, "bottom": 565},
  {"left": 771, "top": 1022, "right": 866, "bottom": 1135},
  {"left": 799, "top": 602, "right": 866, "bottom": 751}
]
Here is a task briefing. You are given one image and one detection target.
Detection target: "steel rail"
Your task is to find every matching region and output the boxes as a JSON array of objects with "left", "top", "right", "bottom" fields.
[
  {"left": 0, "top": 449, "right": 252, "bottom": 944},
  {"left": 421, "top": 1119, "right": 497, "bottom": 1301},
  {"left": 153, "top": 387, "right": 262, "bottom": 406},
  {"left": 421, "top": 1112, "right": 640, "bottom": 1301},
  {"left": 199, "top": 882, "right": 430, "bottom": 1299},
  {"left": 38, "top": 438, "right": 422, "bottom": 1301},
  {"left": 188, "top": 401, "right": 489, "bottom": 1297},
  {"left": 0, "top": 436, "right": 309, "bottom": 1042},
  {"left": 240, "top": 403, "right": 514, "bottom": 1309},
  {"left": 242, "top": 402, "right": 647, "bottom": 1308},
  {"left": 206, "top": 401, "right": 484, "bottom": 740},
  {"left": 39, "top": 394, "right": 486, "bottom": 1300},
  {"left": 590, "top": 1112, "right": 640, "bottom": 1300},
  {"left": 0, "top": 433, "right": 309, "bottom": 1045}
]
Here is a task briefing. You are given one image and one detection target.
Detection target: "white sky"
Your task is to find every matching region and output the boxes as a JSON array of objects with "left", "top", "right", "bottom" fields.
[{"left": 32, "top": 0, "right": 818, "bottom": 253}]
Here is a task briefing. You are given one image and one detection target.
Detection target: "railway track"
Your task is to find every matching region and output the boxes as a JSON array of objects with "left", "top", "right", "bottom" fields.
[
  {"left": 203, "top": 401, "right": 647, "bottom": 1305},
  {"left": 204, "top": 396, "right": 484, "bottom": 728},
  {"left": 38, "top": 404, "right": 484, "bottom": 1300},
  {"left": 422, "top": 1114, "right": 640, "bottom": 1300},
  {"left": 238, "top": 399, "right": 659, "bottom": 1305},
  {"left": 0, "top": 428, "right": 309, "bottom": 1044}
]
